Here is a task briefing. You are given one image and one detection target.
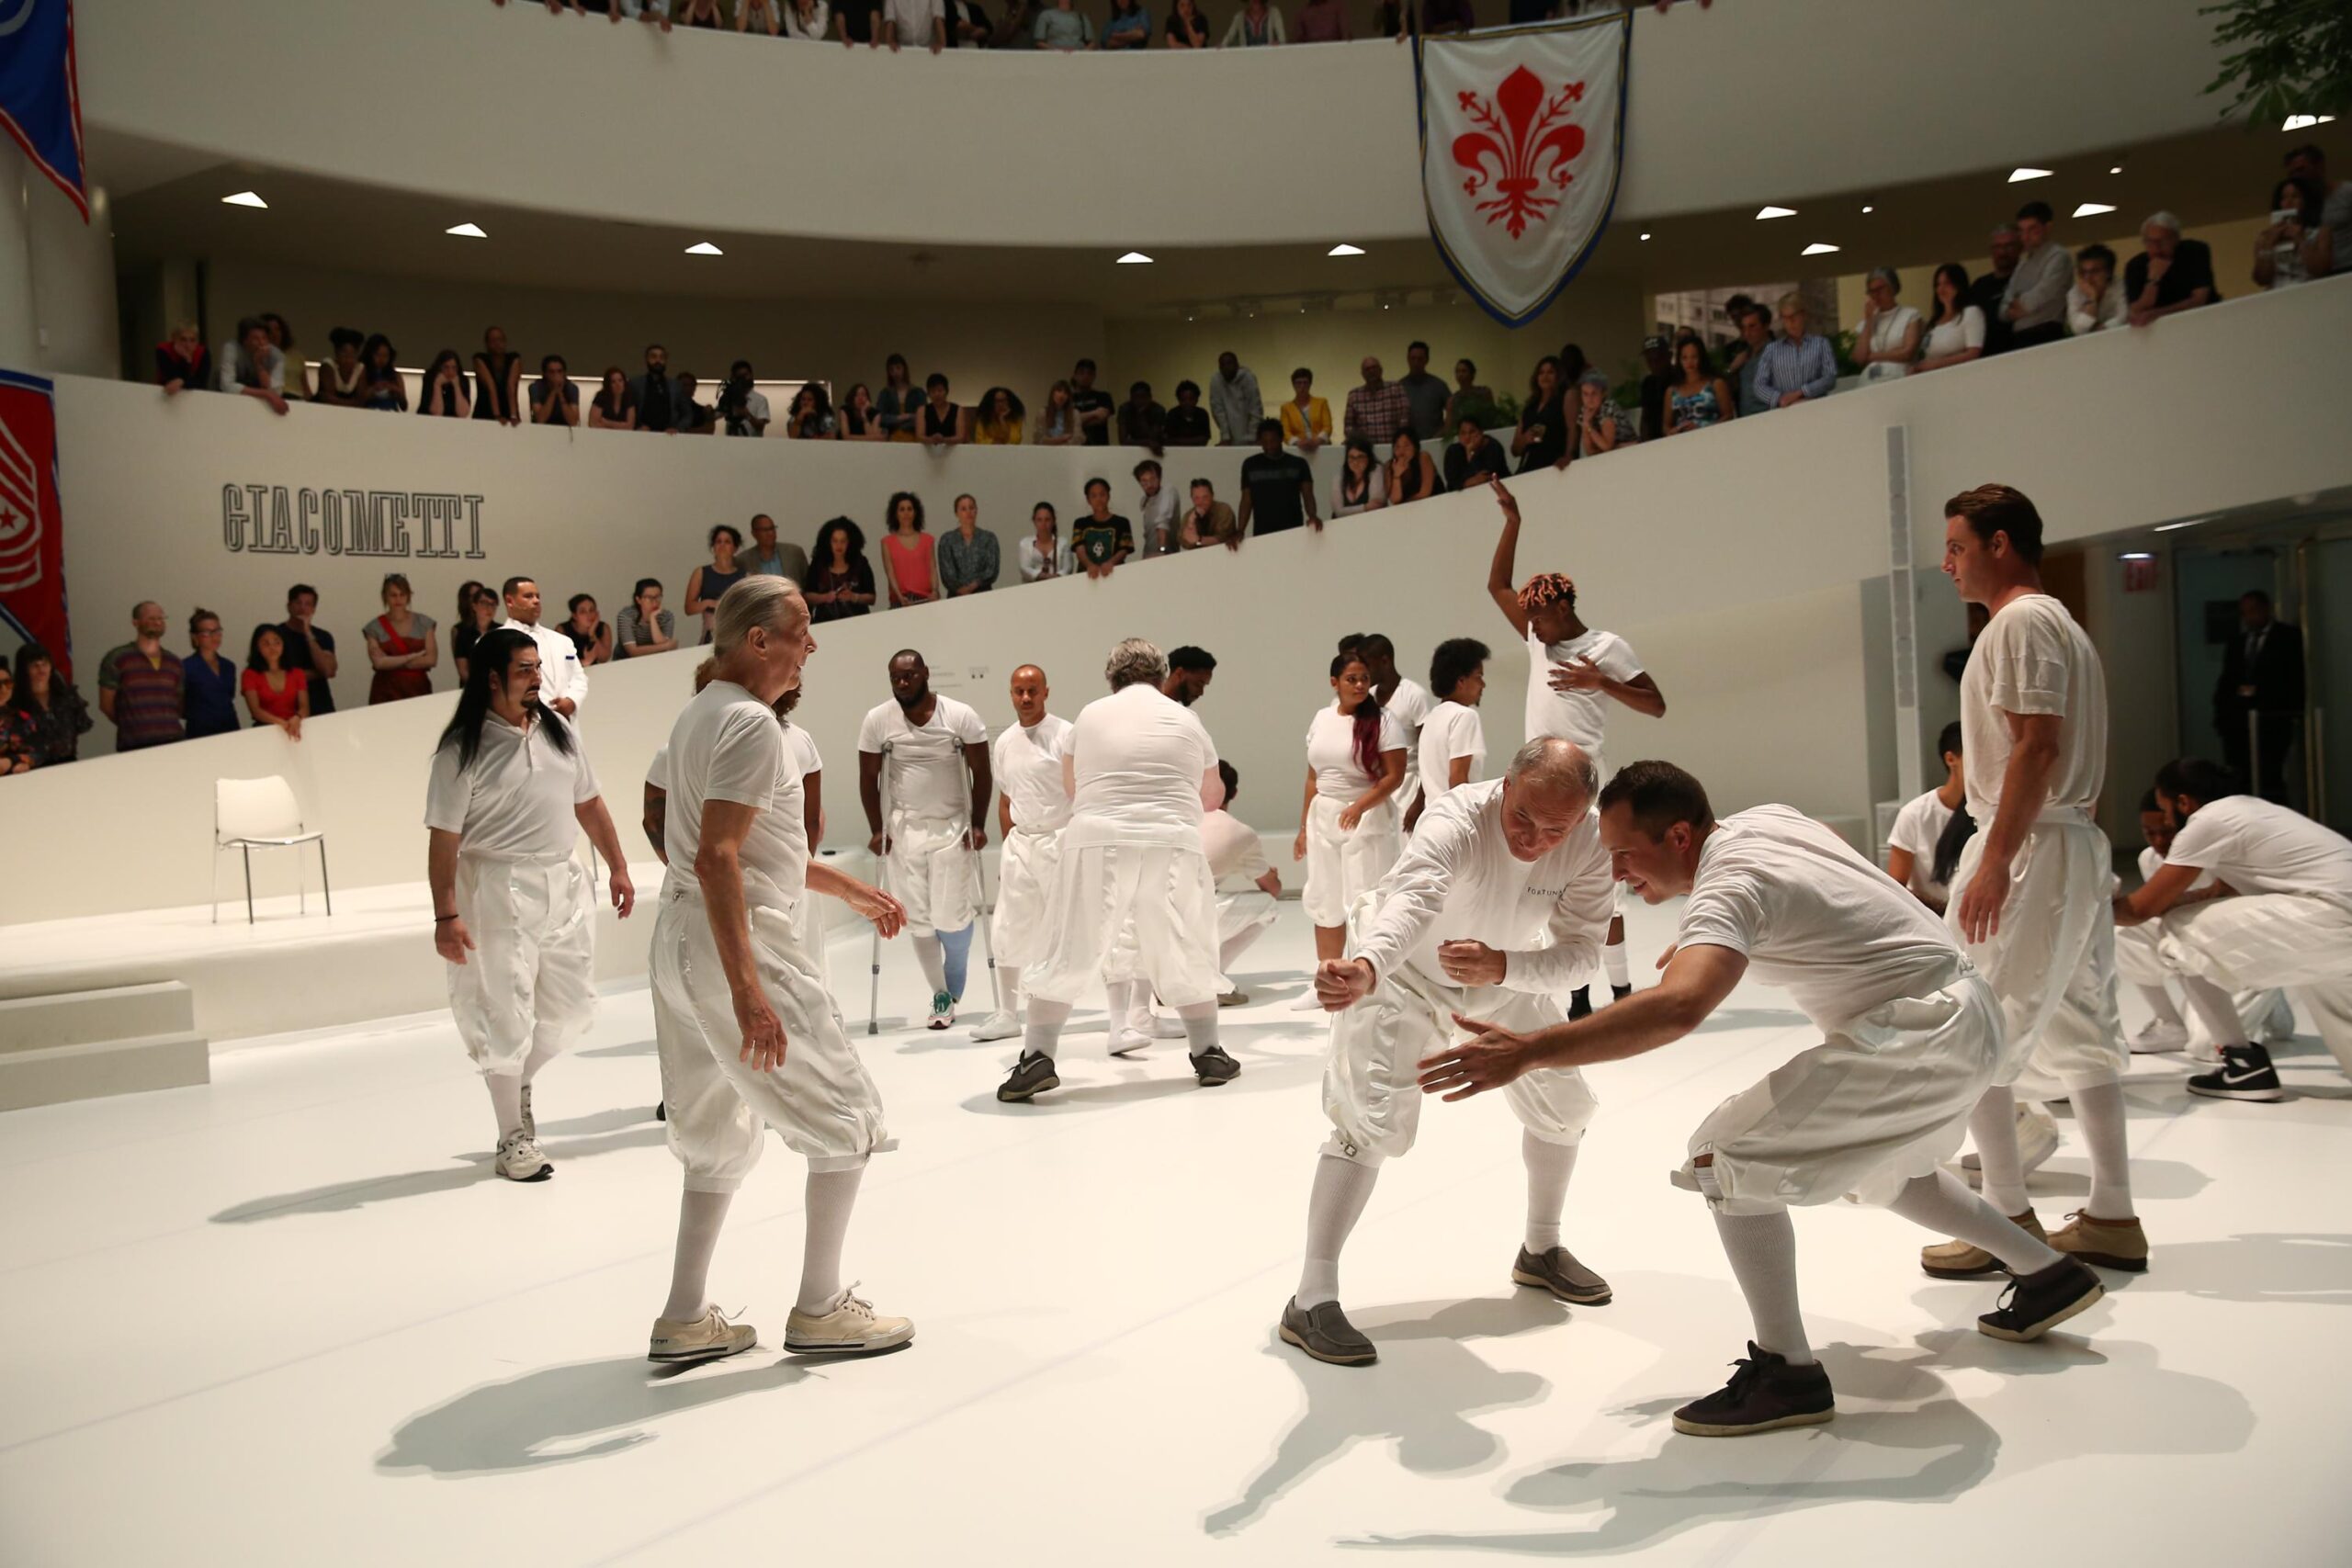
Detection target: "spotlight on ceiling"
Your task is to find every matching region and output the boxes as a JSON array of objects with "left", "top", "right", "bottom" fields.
[
  {"left": 222, "top": 191, "right": 267, "bottom": 209},
  {"left": 2007, "top": 167, "right": 2052, "bottom": 183},
  {"left": 1801, "top": 242, "right": 1840, "bottom": 256},
  {"left": 1328, "top": 243, "right": 1366, "bottom": 257},
  {"left": 2072, "top": 202, "right": 2116, "bottom": 219},
  {"left": 1755, "top": 205, "right": 1796, "bottom": 220},
  {"left": 2281, "top": 114, "right": 2336, "bottom": 130},
  {"left": 2153, "top": 516, "right": 2214, "bottom": 533},
  {"left": 446, "top": 222, "right": 488, "bottom": 239},
  {"left": 1639, "top": 231, "right": 1652, "bottom": 241},
  {"left": 1861, "top": 204, "right": 1875, "bottom": 214},
  {"left": 1116, "top": 251, "right": 1153, "bottom": 265},
  {"left": 2109, "top": 164, "right": 2124, "bottom": 175},
  {"left": 684, "top": 242, "right": 723, "bottom": 256},
  {"left": 2119, "top": 552, "right": 2155, "bottom": 561}
]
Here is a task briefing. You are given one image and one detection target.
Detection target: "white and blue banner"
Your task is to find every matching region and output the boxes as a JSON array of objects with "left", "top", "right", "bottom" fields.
[
  {"left": 1416, "top": 12, "right": 1630, "bottom": 328},
  {"left": 0, "top": 0, "right": 88, "bottom": 221}
]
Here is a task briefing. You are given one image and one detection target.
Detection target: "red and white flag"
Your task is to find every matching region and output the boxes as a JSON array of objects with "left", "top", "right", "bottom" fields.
[
  {"left": 1416, "top": 13, "right": 1630, "bottom": 327},
  {"left": 0, "top": 369, "right": 72, "bottom": 676}
]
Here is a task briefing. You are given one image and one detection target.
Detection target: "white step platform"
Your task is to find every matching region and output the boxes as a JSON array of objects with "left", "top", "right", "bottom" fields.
[{"left": 0, "top": 981, "right": 209, "bottom": 1111}]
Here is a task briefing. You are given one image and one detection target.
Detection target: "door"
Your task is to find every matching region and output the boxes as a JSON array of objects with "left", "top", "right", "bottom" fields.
[
  {"left": 2172, "top": 547, "right": 2288, "bottom": 801},
  {"left": 2301, "top": 536, "right": 2352, "bottom": 835}
]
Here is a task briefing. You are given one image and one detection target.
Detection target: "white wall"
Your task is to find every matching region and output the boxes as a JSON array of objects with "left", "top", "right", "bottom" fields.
[
  {"left": 79, "top": 0, "right": 2236, "bottom": 249},
  {"left": 11, "top": 276, "right": 2350, "bottom": 928}
]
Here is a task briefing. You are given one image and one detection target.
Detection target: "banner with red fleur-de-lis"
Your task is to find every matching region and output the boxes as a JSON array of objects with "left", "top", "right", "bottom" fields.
[{"left": 1416, "top": 13, "right": 1630, "bottom": 328}]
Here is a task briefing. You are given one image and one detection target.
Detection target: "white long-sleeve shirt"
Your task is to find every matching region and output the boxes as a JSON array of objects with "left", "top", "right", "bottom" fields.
[{"left": 1351, "top": 778, "right": 1612, "bottom": 994}]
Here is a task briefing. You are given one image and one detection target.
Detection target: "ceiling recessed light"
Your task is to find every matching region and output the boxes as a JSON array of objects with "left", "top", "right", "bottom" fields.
[
  {"left": 2154, "top": 516, "right": 2213, "bottom": 533},
  {"left": 2109, "top": 164, "right": 2123, "bottom": 175},
  {"left": 446, "top": 222, "right": 488, "bottom": 239},
  {"left": 684, "top": 241, "right": 723, "bottom": 256},
  {"left": 2119, "top": 551, "right": 2155, "bottom": 561},
  {"left": 2072, "top": 202, "right": 2116, "bottom": 219},
  {"left": 2007, "top": 167, "right": 2052, "bottom": 183},
  {"left": 1801, "top": 242, "right": 1840, "bottom": 256},
  {"left": 1860, "top": 204, "right": 1875, "bottom": 214},
  {"left": 1328, "top": 243, "right": 1365, "bottom": 257},
  {"left": 2281, "top": 114, "right": 2336, "bottom": 131},
  {"left": 1755, "top": 205, "right": 1796, "bottom": 220},
  {"left": 1639, "top": 231, "right": 1652, "bottom": 241},
  {"left": 222, "top": 191, "right": 267, "bottom": 209},
  {"left": 1116, "top": 251, "right": 1153, "bottom": 265}
]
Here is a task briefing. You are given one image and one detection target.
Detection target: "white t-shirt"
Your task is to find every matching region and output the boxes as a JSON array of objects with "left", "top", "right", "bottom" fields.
[
  {"left": 1886, "top": 787, "right": 1959, "bottom": 903},
  {"left": 1417, "top": 700, "right": 1487, "bottom": 803},
  {"left": 2138, "top": 845, "right": 2218, "bottom": 894},
  {"left": 1306, "top": 703, "right": 1408, "bottom": 800},
  {"left": 1679, "top": 805, "right": 1964, "bottom": 1030},
  {"left": 502, "top": 616, "right": 588, "bottom": 716},
  {"left": 1921, "top": 304, "right": 1986, "bottom": 360},
  {"left": 858, "top": 694, "right": 987, "bottom": 823},
  {"left": 787, "top": 723, "right": 821, "bottom": 779},
  {"left": 887, "top": 0, "right": 941, "bottom": 39},
  {"left": 1065, "top": 682, "right": 1218, "bottom": 851},
  {"left": 1202, "top": 808, "right": 1271, "bottom": 889},
  {"left": 660, "top": 681, "right": 806, "bottom": 914},
  {"left": 994, "top": 714, "right": 1075, "bottom": 835},
  {"left": 2166, "top": 795, "right": 2352, "bottom": 904},
  {"left": 424, "top": 712, "right": 598, "bottom": 861},
  {"left": 1524, "top": 625, "right": 1642, "bottom": 760},
  {"left": 1385, "top": 675, "right": 1434, "bottom": 759},
  {"left": 647, "top": 741, "right": 671, "bottom": 794},
  {"left": 1858, "top": 303, "right": 1922, "bottom": 383},
  {"left": 1959, "top": 594, "right": 2106, "bottom": 820},
  {"left": 1353, "top": 778, "right": 1613, "bottom": 993}
]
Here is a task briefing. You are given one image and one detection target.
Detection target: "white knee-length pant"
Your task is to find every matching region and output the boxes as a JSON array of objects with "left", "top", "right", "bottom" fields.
[
  {"left": 1946, "top": 818, "right": 2125, "bottom": 1100},
  {"left": 2113, "top": 919, "right": 2288, "bottom": 1042},
  {"left": 447, "top": 853, "right": 596, "bottom": 1077},
  {"left": 2155, "top": 893, "right": 2352, "bottom": 1076},
  {"left": 1023, "top": 841, "right": 1227, "bottom": 1010},
  {"left": 1678, "top": 971, "right": 2001, "bottom": 1216},
  {"left": 650, "top": 886, "right": 891, "bottom": 1190},
  {"left": 1218, "top": 889, "right": 1279, "bottom": 966},
  {"left": 886, "top": 812, "right": 978, "bottom": 939},
  {"left": 1302, "top": 794, "right": 1402, "bottom": 928},
  {"left": 990, "top": 828, "right": 1062, "bottom": 969}
]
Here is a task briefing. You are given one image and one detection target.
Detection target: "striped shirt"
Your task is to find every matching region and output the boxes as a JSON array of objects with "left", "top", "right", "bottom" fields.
[
  {"left": 98, "top": 642, "right": 187, "bottom": 750},
  {"left": 1752, "top": 333, "right": 1838, "bottom": 405}
]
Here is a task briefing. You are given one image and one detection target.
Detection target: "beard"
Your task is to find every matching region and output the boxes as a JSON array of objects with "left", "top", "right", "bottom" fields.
[{"left": 894, "top": 685, "right": 929, "bottom": 711}]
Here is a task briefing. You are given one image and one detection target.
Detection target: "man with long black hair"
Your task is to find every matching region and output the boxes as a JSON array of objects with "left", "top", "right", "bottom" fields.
[{"left": 425, "top": 627, "right": 636, "bottom": 1182}]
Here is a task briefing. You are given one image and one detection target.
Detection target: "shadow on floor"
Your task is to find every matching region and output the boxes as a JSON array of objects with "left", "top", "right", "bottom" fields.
[
  {"left": 209, "top": 1124, "right": 668, "bottom": 1224},
  {"left": 2086, "top": 1232, "right": 2352, "bottom": 1307},
  {"left": 578, "top": 1037, "right": 657, "bottom": 1060},
  {"left": 377, "top": 1351, "right": 813, "bottom": 1477}
]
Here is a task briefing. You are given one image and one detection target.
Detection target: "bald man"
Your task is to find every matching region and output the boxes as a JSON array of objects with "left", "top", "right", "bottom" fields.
[
  {"left": 858, "top": 649, "right": 992, "bottom": 1029},
  {"left": 974, "top": 664, "right": 1074, "bottom": 1043}
]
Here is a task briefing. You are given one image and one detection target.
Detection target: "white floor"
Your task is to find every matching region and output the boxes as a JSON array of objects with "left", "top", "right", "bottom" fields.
[{"left": 3, "top": 901, "right": 2348, "bottom": 1566}]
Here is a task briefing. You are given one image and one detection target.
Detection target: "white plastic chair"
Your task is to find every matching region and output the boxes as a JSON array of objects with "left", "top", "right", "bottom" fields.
[{"left": 213, "top": 776, "right": 333, "bottom": 925}]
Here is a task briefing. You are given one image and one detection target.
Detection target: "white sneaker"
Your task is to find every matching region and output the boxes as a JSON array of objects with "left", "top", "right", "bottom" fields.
[
  {"left": 1960, "top": 1101, "right": 2062, "bottom": 1178},
  {"left": 648, "top": 1305, "right": 757, "bottom": 1363},
  {"left": 784, "top": 1285, "right": 914, "bottom": 1355},
  {"left": 1288, "top": 991, "right": 1324, "bottom": 1012},
  {"left": 1109, "top": 1026, "right": 1153, "bottom": 1057},
  {"left": 2128, "top": 1021, "right": 2190, "bottom": 1054},
  {"left": 926, "top": 992, "right": 956, "bottom": 1031},
  {"left": 494, "top": 1131, "right": 552, "bottom": 1182},
  {"left": 970, "top": 1010, "right": 1023, "bottom": 1043}
]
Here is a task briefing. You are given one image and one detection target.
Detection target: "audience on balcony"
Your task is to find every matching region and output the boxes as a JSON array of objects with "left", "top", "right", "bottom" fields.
[
  {"left": 1033, "top": 380, "right": 1086, "bottom": 446},
  {"left": 917, "top": 374, "right": 967, "bottom": 449},
  {"left": 745, "top": 513, "right": 810, "bottom": 581},
  {"left": 1117, "top": 382, "right": 1167, "bottom": 451},
  {"left": 2001, "top": 201, "right": 2072, "bottom": 350},
  {"left": 154, "top": 323, "right": 210, "bottom": 396},
  {"left": 1633, "top": 335, "right": 1672, "bottom": 442},
  {"left": 1020, "top": 503, "right": 1073, "bottom": 581},
  {"left": 1442, "top": 357, "right": 1495, "bottom": 434},
  {"left": 529, "top": 355, "right": 581, "bottom": 425},
  {"left": 1912, "top": 263, "right": 1986, "bottom": 374},
  {"left": 240, "top": 625, "right": 311, "bottom": 742},
  {"left": 614, "top": 578, "right": 682, "bottom": 658},
  {"left": 565, "top": 593, "right": 615, "bottom": 667},
  {"left": 361, "top": 335, "right": 409, "bottom": 412},
  {"left": 218, "top": 318, "right": 290, "bottom": 415},
  {"left": 2283, "top": 143, "right": 2350, "bottom": 277},
  {"left": 1166, "top": 0, "right": 1211, "bottom": 46},
  {"left": 1283, "top": 367, "right": 1333, "bottom": 454},
  {"left": 2067, "top": 245, "right": 2129, "bottom": 335},
  {"left": 473, "top": 326, "right": 524, "bottom": 425},
  {"left": 8, "top": 644, "right": 92, "bottom": 768},
  {"left": 1209, "top": 353, "right": 1263, "bottom": 446},
  {"left": 1752, "top": 293, "right": 1838, "bottom": 409},
  {"left": 1724, "top": 301, "right": 1774, "bottom": 415},
  {"left": 1513, "top": 355, "right": 1569, "bottom": 472},
  {"left": 789, "top": 382, "right": 842, "bottom": 438},
  {"left": 1851, "top": 267, "right": 1922, "bottom": 384},
  {"left": 1332, "top": 438, "right": 1387, "bottom": 517},
  {"left": 180, "top": 610, "right": 236, "bottom": 741},
  {"left": 718, "top": 361, "right": 773, "bottom": 436},
  {"left": 1385, "top": 427, "right": 1443, "bottom": 503},
  {"left": 881, "top": 491, "right": 941, "bottom": 606},
  {"left": 1662, "top": 337, "right": 1735, "bottom": 434},
  {"left": 685, "top": 525, "right": 749, "bottom": 640},
  {"left": 1223, "top": 0, "right": 1286, "bottom": 44},
  {"left": 418, "top": 351, "right": 473, "bottom": 418},
  {"left": 1133, "top": 460, "right": 1180, "bottom": 554},
  {"left": 1343, "top": 356, "right": 1412, "bottom": 446},
  {"left": 365, "top": 573, "right": 439, "bottom": 705},
  {"left": 1968, "top": 225, "right": 2020, "bottom": 356},
  {"left": 1569, "top": 368, "right": 1636, "bottom": 457},
  {"left": 938, "top": 493, "right": 1003, "bottom": 594},
  {"left": 1182, "top": 479, "right": 1238, "bottom": 550},
  {"left": 1165, "top": 379, "right": 1213, "bottom": 446},
  {"left": 2126, "top": 211, "right": 2219, "bottom": 329},
  {"left": 808, "top": 518, "right": 879, "bottom": 619},
  {"left": 1073, "top": 478, "right": 1136, "bottom": 578},
  {"left": 591, "top": 367, "right": 639, "bottom": 429},
  {"left": 632, "top": 344, "right": 684, "bottom": 434},
  {"left": 451, "top": 581, "right": 501, "bottom": 682},
  {"left": 974, "top": 386, "right": 1024, "bottom": 445},
  {"left": 2255, "top": 175, "right": 2335, "bottom": 290},
  {"left": 1442, "top": 415, "right": 1507, "bottom": 489},
  {"left": 265, "top": 316, "right": 311, "bottom": 403},
  {"left": 1033, "top": 0, "right": 1094, "bottom": 49}
]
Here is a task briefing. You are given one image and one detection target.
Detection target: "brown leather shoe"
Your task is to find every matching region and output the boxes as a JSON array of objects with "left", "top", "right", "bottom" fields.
[
  {"left": 1921, "top": 1209, "right": 2045, "bottom": 1279},
  {"left": 2048, "top": 1210, "right": 2149, "bottom": 1272}
]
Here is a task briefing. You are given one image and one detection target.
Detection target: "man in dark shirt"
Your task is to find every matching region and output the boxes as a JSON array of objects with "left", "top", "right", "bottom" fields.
[
  {"left": 835, "top": 0, "right": 884, "bottom": 43},
  {"left": 278, "top": 583, "right": 339, "bottom": 716},
  {"left": 2124, "top": 213, "right": 2220, "bottom": 328},
  {"left": 1442, "top": 415, "right": 1508, "bottom": 491},
  {"left": 1635, "top": 334, "right": 1674, "bottom": 443},
  {"left": 1236, "top": 419, "right": 1318, "bottom": 542},
  {"left": 1164, "top": 380, "right": 1212, "bottom": 446},
  {"left": 1073, "top": 478, "right": 1134, "bottom": 578},
  {"left": 1070, "top": 357, "right": 1114, "bottom": 447},
  {"left": 2213, "top": 589, "right": 2302, "bottom": 802},
  {"left": 669, "top": 373, "right": 717, "bottom": 434},
  {"left": 1397, "top": 340, "right": 1451, "bottom": 441},
  {"left": 1117, "top": 381, "right": 1167, "bottom": 449},
  {"left": 630, "top": 343, "right": 680, "bottom": 433},
  {"left": 1967, "top": 226, "right": 2021, "bottom": 355}
]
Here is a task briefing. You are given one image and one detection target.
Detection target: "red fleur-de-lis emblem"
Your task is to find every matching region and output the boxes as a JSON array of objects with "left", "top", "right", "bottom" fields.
[{"left": 1450, "top": 67, "right": 1588, "bottom": 240}]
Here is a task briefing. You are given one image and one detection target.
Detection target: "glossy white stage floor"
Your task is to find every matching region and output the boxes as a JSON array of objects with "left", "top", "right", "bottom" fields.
[{"left": 4, "top": 900, "right": 2348, "bottom": 1566}]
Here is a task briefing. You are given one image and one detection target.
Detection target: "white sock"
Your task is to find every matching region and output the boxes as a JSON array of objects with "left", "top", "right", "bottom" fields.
[
  {"left": 1023, "top": 998, "right": 1072, "bottom": 1061},
  {"left": 1521, "top": 1130, "right": 1579, "bottom": 1254},
  {"left": 999, "top": 964, "right": 1023, "bottom": 1019},
  {"left": 1971, "top": 1086, "right": 2030, "bottom": 1217},
  {"left": 1177, "top": 998, "right": 1218, "bottom": 1054},
  {"left": 1602, "top": 942, "right": 1631, "bottom": 989},
  {"left": 795, "top": 1162, "right": 865, "bottom": 1314},
  {"left": 1126, "top": 983, "right": 1155, "bottom": 1035},
  {"left": 662, "top": 1188, "right": 733, "bottom": 1321},
  {"left": 486, "top": 1073, "right": 525, "bottom": 1140},
  {"left": 1297, "top": 1152, "right": 1378, "bottom": 1308},
  {"left": 1711, "top": 1206, "right": 1814, "bottom": 1365},
  {"left": 2179, "top": 975, "right": 2248, "bottom": 1050},
  {"left": 912, "top": 933, "right": 947, "bottom": 997},
  {"left": 2071, "top": 1080, "right": 2137, "bottom": 1220},
  {"left": 2133, "top": 983, "right": 2187, "bottom": 1030},
  {"left": 1884, "top": 1169, "right": 2063, "bottom": 1273}
]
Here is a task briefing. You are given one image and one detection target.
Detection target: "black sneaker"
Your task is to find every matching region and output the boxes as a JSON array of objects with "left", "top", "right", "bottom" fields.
[
  {"left": 1977, "top": 1256, "right": 2104, "bottom": 1342},
  {"left": 996, "top": 1052, "right": 1060, "bottom": 1103},
  {"left": 654, "top": 1101, "right": 667, "bottom": 1123},
  {"left": 1190, "top": 1044, "right": 1241, "bottom": 1086},
  {"left": 2187, "top": 1044, "right": 2286, "bottom": 1102},
  {"left": 1671, "top": 1343, "right": 1834, "bottom": 1437},
  {"left": 1279, "top": 1297, "right": 1377, "bottom": 1366},
  {"left": 1610, "top": 984, "right": 1634, "bottom": 1003},
  {"left": 1568, "top": 987, "right": 1593, "bottom": 1021}
]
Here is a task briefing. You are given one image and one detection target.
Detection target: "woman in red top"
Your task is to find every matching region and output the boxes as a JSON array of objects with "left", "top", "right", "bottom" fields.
[
  {"left": 878, "top": 491, "right": 937, "bottom": 609},
  {"left": 366, "top": 571, "right": 439, "bottom": 705},
  {"left": 242, "top": 625, "right": 311, "bottom": 739}
]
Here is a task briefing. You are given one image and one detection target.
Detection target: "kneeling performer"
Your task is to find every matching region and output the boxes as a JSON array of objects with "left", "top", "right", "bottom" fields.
[
  {"left": 997, "top": 637, "right": 1240, "bottom": 1102},
  {"left": 1419, "top": 761, "right": 2105, "bottom": 1437},
  {"left": 1282, "top": 737, "right": 1613, "bottom": 1369},
  {"left": 426, "top": 627, "right": 635, "bottom": 1182},
  {"left": 647, "top": 579, "right": 914, "bottom": 1363}
]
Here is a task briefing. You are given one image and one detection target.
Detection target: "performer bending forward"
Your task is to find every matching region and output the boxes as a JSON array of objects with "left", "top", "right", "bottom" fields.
[{"left": 1420, "top": 761, "right": 2106, "bottom": 1437}]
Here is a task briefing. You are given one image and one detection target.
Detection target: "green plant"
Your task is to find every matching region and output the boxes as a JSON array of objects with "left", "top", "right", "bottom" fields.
[{"left": 2201, "top": 0, "right": 2352, "bottom": 125}]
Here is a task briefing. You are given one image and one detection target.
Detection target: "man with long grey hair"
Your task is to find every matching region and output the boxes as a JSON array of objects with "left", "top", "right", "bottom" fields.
[
  {"left": 1279, "top": 737, "right": 1615, "bottom": 1368},
  {"left": 996, "top": 637, "right": 1241, "bottom": 1102},
  {"left": 646, "top": 577, "right": 915, "bottom": 1364}
]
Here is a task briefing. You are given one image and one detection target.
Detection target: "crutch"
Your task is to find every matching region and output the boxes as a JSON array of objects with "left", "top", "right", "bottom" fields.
[
  {"left": 962, "top": 730, "right": 1004, "bottom": 1015},
  {"left": 867, "top": 739, "right": 892, "bottom": 1035}
]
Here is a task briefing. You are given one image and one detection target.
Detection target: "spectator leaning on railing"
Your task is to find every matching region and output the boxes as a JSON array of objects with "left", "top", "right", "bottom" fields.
[
  {"left": 2254, "top": 175, "right": 2335, "bottom": 290},
  {"left": 1752, "top": 293, "right": 1838, "bottom": 409},
  {"left": 155, "top": 322, "right": 210, "bottom": 396},
  {"left": 2283, "top": 143, "right": 2350, "bottom": 277},
  {"left": 1165, "top": 380, "right": 1212, "bottom": 446},
  {"left": 218, "top": 317, "right": 288, "bottom": 415},
  {"left": 2067, "top": 244, "right": 2128, "bottom": 335},
  {"left": 2126, "top": 211, "right": 2219, "bottom": 329},
  {"left": 614, "top": 578, "right": 681, "bottom": 658}
]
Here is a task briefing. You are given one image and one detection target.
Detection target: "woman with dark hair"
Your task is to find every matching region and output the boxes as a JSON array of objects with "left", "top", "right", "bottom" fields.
[
  {"left": 786, "top": 382, "right": 839, "bottom": 439},
  {"left": 805, "top": 517, "right": 877, "bottom": 621},
  {"left": 263, "top": 313, "right": 310, "bottom": 402},
  {"left": 918, "top": 373, "right": 967, "bottom": 448},
  {"left": 242, "top": 624, "right": 311, "bottom": 739},
  {"left": 1332, "top": 437, "right": 1387, "bottom": 517},
  {"left": 590, "top": 367, "right": 638, "bottom": 430},
  {"left": 1910, "top": 263, "right": 1986, "bottom": 375},
  {"left": 565, "top": 592, "right": 612, "bottom": 667},
  {"left": 973, "top": 386, "right": 1024, "bottom": 446},
  {"left": 0, "top": 665, "right": 31, "bottom": 773},
  {"left": 472, "top": 325, "right": 523, "bottom": 426},
  {"left": 1018, "top": 502, "right": 1070, "bottom": 581},
  {"left": 1165, "top": 0, "right": 1210, "bottom": 47},
  {"left": 937, "top": 493, "right": 1000, "bottom": 596},
  {"left": 452, "top": 581, "right": 502, "bottom": 683},
  {"left": 840, "top": 382, "right": 885, "bottom": 441},
  {"left": 1664, "top": 336, "right": 1736, "bottom": 435},
  {"left": 179, "top": 611, "right": 241, "bottom": 739},
  {"left": 365, "top": 572, "right": 439, "bottom": 705},
  {"left": 12, "top": 642, "right": 92, "bottom": 763},
  {"left": 878, "top": 353, "right": 921, "bottom": 443},
  {"left": 879, "top": 491, "right": 937, "bottom": 608},
  {"left": 314, "top": 327, "right": 370, "bottom": 408},
  {"left": 1555, "top": 343, "right": 1590, "bottom": 387},
  {"left": 361, "top": 334, "right": 407, "bottom": 412},
  {"left": 426, "top": 625, "right": 635, "bottom": 1183},
  {"left": 1512, "top": 355, "right": 1570, "bottom": 473},
  {"left": 1295, "top": 651, "right": 1408, "bottom": 964},
  {"left": 1886, "top": 721, "right": 1967, "bottom": 914},
  {"left": 417, "top": 350, "right": 473, "bottom": 418},
  {"left": 2256, "top": 174, "right": 2334, "bottom": 288},
  {"left": 1411, "top": 636, "right": 1490, "bottom": 826},
  {"left": 685, "top": 524, "right": 747, "bottom": 644},
  {"left": 1385, "top": 428, "right": 1442, "bottom": 504}
]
